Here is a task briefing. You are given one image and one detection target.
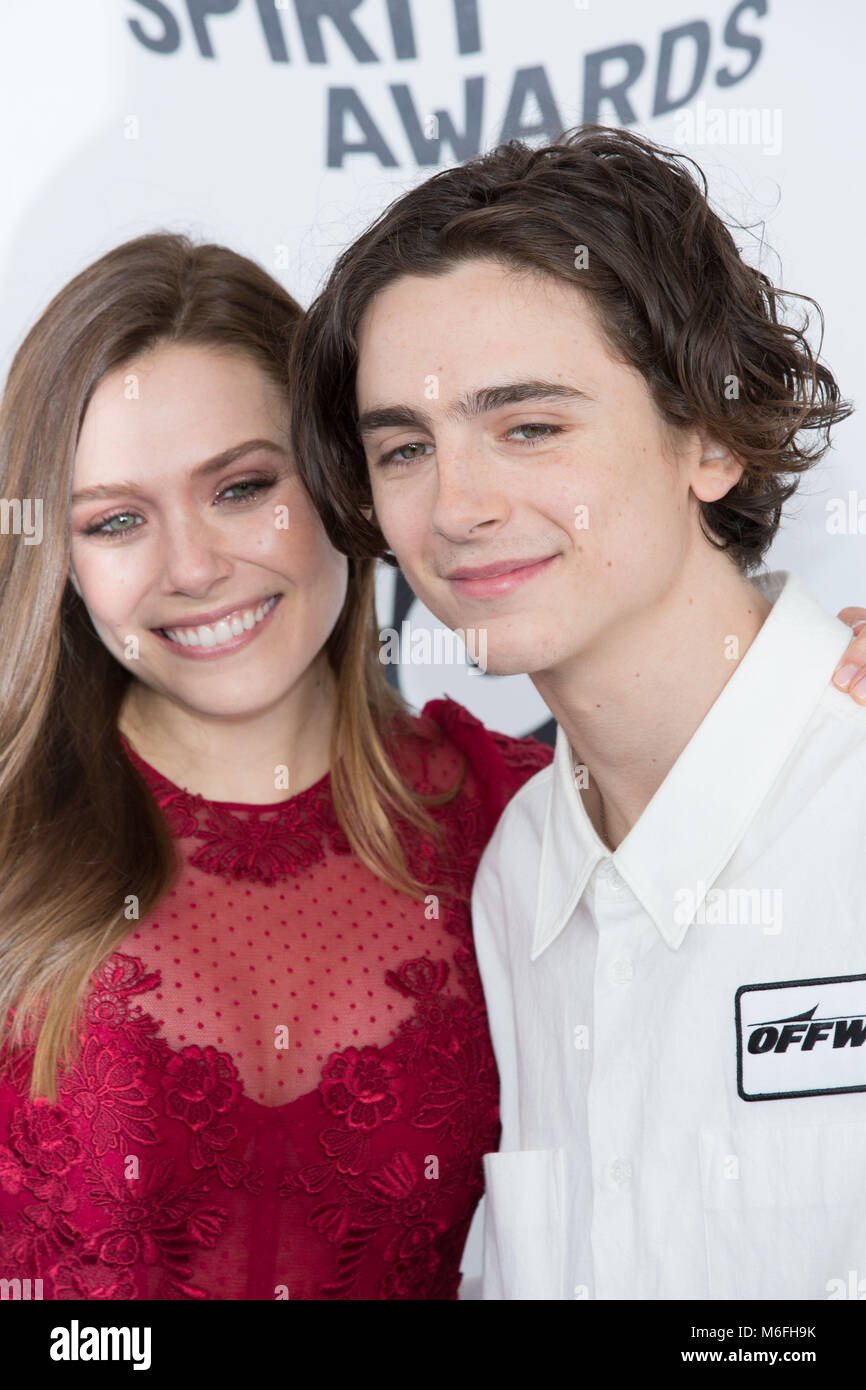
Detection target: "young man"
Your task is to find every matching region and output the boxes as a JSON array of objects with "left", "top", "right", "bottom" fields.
[{"left": 290, "top": 126, "right": 866, "bottom": 1299}]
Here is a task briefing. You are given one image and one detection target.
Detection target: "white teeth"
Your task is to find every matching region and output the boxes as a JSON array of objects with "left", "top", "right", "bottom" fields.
[{"left": 161, "top": 595, "right": 278, "bottom": 648}]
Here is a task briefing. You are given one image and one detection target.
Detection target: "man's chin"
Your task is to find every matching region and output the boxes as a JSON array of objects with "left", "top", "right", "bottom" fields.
[
  {"left": 473, "top": 644, "right": 546, "bottom": 679},
  {"left": 417, "top": 588, "right": 557, "bottom": 677}
]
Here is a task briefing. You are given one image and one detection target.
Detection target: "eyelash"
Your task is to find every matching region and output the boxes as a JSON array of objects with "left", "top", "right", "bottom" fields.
[
  {"left": 378, "top": 423, "right": 564, "bottom": 470},
  {"left": 80, "top": 476, "right": 277, "bottom": 540}
]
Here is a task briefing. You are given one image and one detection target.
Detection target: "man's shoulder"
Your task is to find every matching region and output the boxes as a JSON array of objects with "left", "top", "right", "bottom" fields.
[
  {"left": 757, "top": 678, "right": 866, "bottom": 850},
  {"left": 817, "top": 681, "right": 866, "bottom": 734}
]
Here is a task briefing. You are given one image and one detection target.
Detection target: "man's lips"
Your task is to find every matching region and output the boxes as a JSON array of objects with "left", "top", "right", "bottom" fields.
[
  {"left": 447, "top": 556, "right": 555, "bottom": 581},
  {"left": 445, "top": 554, "right": 559, "bottom": 598}
]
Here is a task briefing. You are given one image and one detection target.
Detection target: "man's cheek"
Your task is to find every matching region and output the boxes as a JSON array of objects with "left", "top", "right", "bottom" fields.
[{"left": 379, "top": 515, "right": 414, "bottom": 562}]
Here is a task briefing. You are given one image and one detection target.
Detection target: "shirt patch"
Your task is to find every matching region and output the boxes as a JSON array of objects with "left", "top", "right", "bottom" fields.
[{"left": 736, "top": 974, "right": 866, "bottom": 1101}]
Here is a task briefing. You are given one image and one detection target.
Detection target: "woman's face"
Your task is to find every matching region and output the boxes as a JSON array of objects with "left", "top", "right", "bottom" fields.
[{"left": 69, "top": 342, "right": 348, "bottom": 720}]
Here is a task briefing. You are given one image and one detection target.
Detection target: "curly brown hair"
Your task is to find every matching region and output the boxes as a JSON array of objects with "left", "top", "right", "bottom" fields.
[{"left": 289, "top": 123, "right": 852, "bottom": 574}]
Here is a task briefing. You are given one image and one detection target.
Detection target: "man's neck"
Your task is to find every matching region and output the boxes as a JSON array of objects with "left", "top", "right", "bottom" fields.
[{"left": 532, "top": 553, "right": 773, "bottom": 850}]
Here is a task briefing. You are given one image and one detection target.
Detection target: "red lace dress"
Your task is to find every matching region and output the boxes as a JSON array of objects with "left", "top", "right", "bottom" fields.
[{"left": 0, "top": 698, "right": 551, "bottom": 1300}]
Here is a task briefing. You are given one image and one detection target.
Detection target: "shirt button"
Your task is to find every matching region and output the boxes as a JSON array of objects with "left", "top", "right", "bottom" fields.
[
  {"left": 608, "top": 956, "right": 634, "bottom": 984},
  {"left": 609, "top": 1158, "right": 632, "bottom": 1188},
  {"left": 597, "top": 860, "right": 625, "bottom": 892}
]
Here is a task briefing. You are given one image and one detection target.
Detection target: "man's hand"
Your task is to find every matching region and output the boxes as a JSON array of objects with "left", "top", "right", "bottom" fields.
[{"left": 833, "top": 609, "right": 866, "bottom": 702}]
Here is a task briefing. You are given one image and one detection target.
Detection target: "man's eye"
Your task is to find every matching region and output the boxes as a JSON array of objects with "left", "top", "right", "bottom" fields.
[
  {"left": 379, "top": 442, "right": 433, "bottom": 469},
  {"left": 378, "top": 425, "right": 564, "bottom": 468},
  {"left": 506, "top": 424, "right": 563, "bottom": 444}
]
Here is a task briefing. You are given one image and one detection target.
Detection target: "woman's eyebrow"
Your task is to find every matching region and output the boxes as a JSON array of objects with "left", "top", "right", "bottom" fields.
[
  {"left": 357, "top": 379, "right": 592, "bottom": 437},
  {"left": 70, "top": 438, "right": 288, "bottom": 504}
]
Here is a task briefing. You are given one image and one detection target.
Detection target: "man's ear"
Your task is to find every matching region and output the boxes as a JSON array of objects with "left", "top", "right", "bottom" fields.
[{"left": 690, "top": 431, "right": 745, "bottom": 504}]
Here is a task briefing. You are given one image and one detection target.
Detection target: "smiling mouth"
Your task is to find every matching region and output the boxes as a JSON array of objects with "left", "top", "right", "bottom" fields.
[
  {"left": 156, "top": 595, "right": 279, "bottom": 648},
  {"left": 446, "top": 554, "right": 558, "bottom": 598},
  {"left": 447, "top": 556, "right": 556, "bottom": 582}
]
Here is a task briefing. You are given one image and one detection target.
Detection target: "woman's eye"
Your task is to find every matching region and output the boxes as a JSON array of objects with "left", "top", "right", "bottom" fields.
[
  {"left": 83, "top": 512, "right": 142, "bottom": 539},
  {"left": 217, "top": 476, "right": 275, "bottom": 503},
  {"left": 80, "top": 477, "right": 276, "bottom": 541}
]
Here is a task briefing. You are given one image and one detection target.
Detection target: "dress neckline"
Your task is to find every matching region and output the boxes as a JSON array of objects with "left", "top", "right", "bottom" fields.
[{"left": 118, "top": 730, "right": 332, "bottom": 812}]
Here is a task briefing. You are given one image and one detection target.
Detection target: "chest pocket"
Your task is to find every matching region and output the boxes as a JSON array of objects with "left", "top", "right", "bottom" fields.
[
  {"left": 481, "top": 1148, "right": 566, "bottom": 1300},
  {"left": 699, "top": 1120, "right": 866, "bottom": 1299}
]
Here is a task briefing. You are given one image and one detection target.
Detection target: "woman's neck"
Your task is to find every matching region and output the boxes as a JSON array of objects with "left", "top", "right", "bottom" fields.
[{"left": 117, "top": 653, "right": 338, "bottom": 804}]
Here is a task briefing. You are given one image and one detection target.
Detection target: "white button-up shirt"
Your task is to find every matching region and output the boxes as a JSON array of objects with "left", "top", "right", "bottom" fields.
[{"left": 472, "top": 570, "right": 866, "bottom": 1299}]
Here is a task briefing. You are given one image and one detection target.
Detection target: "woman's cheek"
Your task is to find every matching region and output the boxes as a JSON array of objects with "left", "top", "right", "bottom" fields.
[{"left": 70, "top": 551, "right": 134, "bottom": 631}]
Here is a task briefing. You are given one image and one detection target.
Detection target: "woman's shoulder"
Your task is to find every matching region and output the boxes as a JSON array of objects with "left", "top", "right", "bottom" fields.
[
  {"left": 390, "top": 696, "right": 553, "bottom": 834},
  {"left": 419, "top": 695, "right": 552, "bottom": 777}
]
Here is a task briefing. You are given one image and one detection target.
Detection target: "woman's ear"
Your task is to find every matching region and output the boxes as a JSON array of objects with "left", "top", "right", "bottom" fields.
[{"left": 68, "top": 568, "right": 82, "bottom": 598}]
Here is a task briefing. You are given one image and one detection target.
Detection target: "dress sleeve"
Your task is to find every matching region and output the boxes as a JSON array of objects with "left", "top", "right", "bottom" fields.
[{"left": 420, "top": 697, "right": 554, "bottom": 840}]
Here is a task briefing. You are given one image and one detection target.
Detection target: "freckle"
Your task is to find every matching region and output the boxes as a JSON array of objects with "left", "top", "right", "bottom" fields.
[
  {"left": 595, "top": 703, "right": 601, "bottom": 709},
  {"left": 634, "top": 672, "right": 640, "bottom": 677},
  {"left": 606, "top": 560, "right": 612, "bottom": 567}
]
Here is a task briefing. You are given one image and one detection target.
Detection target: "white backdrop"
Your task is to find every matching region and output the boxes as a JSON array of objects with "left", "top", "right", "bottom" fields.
[{"left": 1, "top": 0, "right": 863, "bottom": 1291}]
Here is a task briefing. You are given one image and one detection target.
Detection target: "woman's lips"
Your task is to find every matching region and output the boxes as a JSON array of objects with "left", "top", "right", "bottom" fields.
[
  {"left": 447, "top": 554, "right": 557, "bottom": 599},
  {"left": 150, "top": 593, "right": 283, "bottom": 660}
]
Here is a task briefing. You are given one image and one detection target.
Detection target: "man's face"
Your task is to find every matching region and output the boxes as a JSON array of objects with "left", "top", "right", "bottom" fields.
[{"left": 356, "top": 257, "right": 732, "bottom": 677}]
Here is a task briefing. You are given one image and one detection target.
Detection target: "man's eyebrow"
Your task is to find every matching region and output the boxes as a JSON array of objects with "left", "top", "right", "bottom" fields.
[
  {"left": 70, "top": 438, "right": 288, "bottom": 504},
  {"left": 357, "top": 379, "right": 592, "bottom": 437}
]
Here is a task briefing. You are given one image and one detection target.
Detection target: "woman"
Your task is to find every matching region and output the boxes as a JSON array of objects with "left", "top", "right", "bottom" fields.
[
  {"left": 0, "top": 233, "right": 551, "bottom": 1300},
  {"left": 0, "top": 233, "right": 863, "bottom": 1301}
]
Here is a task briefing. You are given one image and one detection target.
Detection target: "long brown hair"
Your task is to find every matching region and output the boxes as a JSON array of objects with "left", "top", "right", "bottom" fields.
[
  {"left": 0, "top": 232, "right": 462, "bottom": 1102},
  {"left": 288, "top": 123, "right": 852, "bottom": 573}
]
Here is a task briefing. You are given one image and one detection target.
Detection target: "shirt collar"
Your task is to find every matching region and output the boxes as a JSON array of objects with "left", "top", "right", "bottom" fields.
[{"left": 531, "top": 571, "right": 853, "bottom": 960}]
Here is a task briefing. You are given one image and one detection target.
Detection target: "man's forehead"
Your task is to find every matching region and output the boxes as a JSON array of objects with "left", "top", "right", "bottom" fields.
[
  {"left": 360, "top": 287, "right": 603, "bottom": 375},
  {"left": 359, "top": 259, "right": 587, "bottom": 328},
  {"left": 356, "top": 324, "right": 611, "bottom": 429}
]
